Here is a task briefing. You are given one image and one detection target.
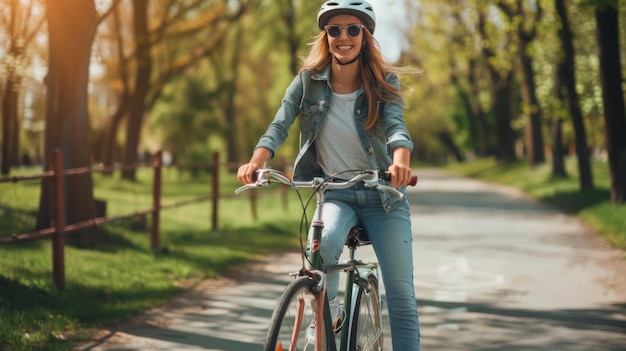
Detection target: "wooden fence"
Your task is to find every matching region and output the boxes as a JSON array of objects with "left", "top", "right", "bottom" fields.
[{"left": 0, "top": 149, "right": 275, "bottom": 290}]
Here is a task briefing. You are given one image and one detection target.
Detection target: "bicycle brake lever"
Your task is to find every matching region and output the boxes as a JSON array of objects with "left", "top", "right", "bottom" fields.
[
  {"left": 234, "top": 178, "right": 270, "bottom": 194},
  {"left": 376, "top": 184, "right": 404, "bottom": 198}
]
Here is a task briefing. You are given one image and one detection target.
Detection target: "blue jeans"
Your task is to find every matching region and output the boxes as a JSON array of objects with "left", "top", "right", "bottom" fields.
[{"left": 307, "top": 184, "right": 421, "bottom": 350}]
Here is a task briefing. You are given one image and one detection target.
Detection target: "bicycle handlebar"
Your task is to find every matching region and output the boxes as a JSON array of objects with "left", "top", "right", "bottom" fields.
[{"left": 235, "top": 169, "right": 417, "bottom": 198}]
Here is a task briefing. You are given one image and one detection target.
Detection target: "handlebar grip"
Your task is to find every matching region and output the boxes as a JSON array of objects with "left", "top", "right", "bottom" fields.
[{"left": 379, "top": 171, "right": 418, "bottom": 186}]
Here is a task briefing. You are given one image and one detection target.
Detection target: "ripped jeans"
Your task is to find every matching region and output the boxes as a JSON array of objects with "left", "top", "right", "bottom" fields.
[{"left": 307, "top": 183, "right": 421, "bottom": 351}]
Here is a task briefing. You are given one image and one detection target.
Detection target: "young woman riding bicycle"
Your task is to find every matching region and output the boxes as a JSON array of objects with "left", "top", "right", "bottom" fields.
[{"left": 237, "top": 1, "right": 421, "bottom": 349}]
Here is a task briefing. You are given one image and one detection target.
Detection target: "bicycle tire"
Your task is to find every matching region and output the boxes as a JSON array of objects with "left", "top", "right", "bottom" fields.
[
  {"left": 349, "top": 274, "right": 383, "bottom": 351},
  {"left": 264, "top": 276, "right": 320, "bottom": 351}
]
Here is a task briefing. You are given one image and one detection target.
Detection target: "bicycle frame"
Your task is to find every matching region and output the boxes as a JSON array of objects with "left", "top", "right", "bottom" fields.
[
  {"left": 305, "top": 178, "right": 343, "bottom": 351},
  {"left": 237, "top": 169, "right": 407, "bottom": 351},
  {"left": 309, "top": 182, "right": 386, "bottom": 351}
]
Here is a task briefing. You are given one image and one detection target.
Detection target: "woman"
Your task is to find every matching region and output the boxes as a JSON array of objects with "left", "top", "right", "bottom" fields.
[{"left": 237, "top": 1, "right": 420, "bottom": 349}]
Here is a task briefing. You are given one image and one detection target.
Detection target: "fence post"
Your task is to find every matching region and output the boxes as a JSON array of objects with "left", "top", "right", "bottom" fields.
[
  {"left": 211, "top": 152, "right": 219, "bottom": 230},
  {"left": 50, "top": 149, "right": 65, "bottom": 290},
  {"left": 151, "top": 151, "right": 162, "bottom": 252}
]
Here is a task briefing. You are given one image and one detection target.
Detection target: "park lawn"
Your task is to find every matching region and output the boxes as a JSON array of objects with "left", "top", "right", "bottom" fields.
[
  {"left": 443, "top": 156, "right": 626, "bottom": 251},
  {"left": 0, "top": 167, "right": 310, "bottom": 351}
]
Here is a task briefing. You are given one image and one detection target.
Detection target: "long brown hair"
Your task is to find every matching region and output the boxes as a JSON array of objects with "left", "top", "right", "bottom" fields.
[{"left": 301, "top": 28, "right": 402, "bottom": 130}]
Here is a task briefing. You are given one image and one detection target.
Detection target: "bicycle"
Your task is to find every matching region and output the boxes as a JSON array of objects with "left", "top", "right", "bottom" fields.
[{"left": 235, "top": 169, "right": 417, "bottom": 351}]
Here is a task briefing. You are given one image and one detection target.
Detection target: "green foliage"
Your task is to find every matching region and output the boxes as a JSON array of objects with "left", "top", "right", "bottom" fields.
[
  {"left": 578, "top": 0, "right": 619, "bottom": 10},
  {"left": 397, "top": 0, "right": 614, "bottom": 162},
  {"left": 0, "top": 167, "right": 306, "bottom": 350},
  {"left": 150, "top": 74, "right": 224, "bottom": 160}
]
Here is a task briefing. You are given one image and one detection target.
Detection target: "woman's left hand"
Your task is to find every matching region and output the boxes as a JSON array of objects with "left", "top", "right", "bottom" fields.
[{"left": 387, "top": 163, "right": 413, "bottom": 187}]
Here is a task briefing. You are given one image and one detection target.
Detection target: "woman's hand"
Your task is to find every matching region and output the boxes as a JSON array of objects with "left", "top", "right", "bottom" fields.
[
  {"left": 388, "top": 147, "right": 412, "bottom": 187},
  {"left": 387, "top": 163, "right": 413, "bottom": 187},
  {"left": 237, "top": 148, "right": 271, "bottom": 184},
  {"left": 237, "top": 162, "right": 262, "bottom": 184}
]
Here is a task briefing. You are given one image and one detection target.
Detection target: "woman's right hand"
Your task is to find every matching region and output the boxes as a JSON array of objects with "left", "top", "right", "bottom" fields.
[
  {"left": 237, "top": 162, "right": 262, "bottom": 184},
  {"left": 237, "top": 148, "right": 271, "bottom": 184}
]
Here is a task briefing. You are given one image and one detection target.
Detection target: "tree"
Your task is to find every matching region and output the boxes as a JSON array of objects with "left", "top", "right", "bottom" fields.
[
  {"left": 476, "top": 4, "right": 518, "bottom": 163},
  {"left": 594, "top": 0, "right": 626, "bottom": 203},
  {"left": 99, "top": 3, "right": 131, "bottom": 172},
  {"left": 1, "top": 0, "right": 45, "bottom": 175},
  {"left": 212, "top": 25, "right": 242, "bottom": 167},
  {"left": 120, "top": 0, "right": 151, "bottom": 180},
  {"left": 551, "top": 61, "right": 568, "bottom": 178},
  {"left": 118, "top": 0, "right": 250, "bottom": 180},
  {"left": 37, "top": 0, "right": 98, "bottom": 246},
  {"left": 496, "top": 0, "right": 546, "bottom": 166},
  {"left": 397, "top": 1, "right": 486, "bottom": 161},
  {"left": 449, "top": 4, "right": 491, "bottom": 156},
  {"left": 555, "top": 0, "right": 594, "bottom": 190}
]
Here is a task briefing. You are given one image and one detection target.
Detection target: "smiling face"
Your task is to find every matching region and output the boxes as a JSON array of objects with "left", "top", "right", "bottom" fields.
[{"left": 326, "top": 14, "right": 364, "bottom": 64}]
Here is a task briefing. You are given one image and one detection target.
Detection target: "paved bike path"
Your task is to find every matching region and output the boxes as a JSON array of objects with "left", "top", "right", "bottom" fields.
[{"left": 77, "top": 169, "right": 626, "bottom": 350}]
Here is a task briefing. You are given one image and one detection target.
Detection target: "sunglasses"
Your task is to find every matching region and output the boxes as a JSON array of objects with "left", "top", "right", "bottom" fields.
[{"left": 324, "top": 24, "right": 365, "bottom": 38}]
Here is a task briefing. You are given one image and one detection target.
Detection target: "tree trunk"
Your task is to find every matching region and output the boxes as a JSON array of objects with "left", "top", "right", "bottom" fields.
[
  {"left": 38, "top": 0, "right": 98, "bottom": 247},
  {"left": 497, "top": 0, "right": 545, "bottom": 166},
  {"left": 551, "top": 119, "right": 567, "bottom": 177},
  {"left": 518, "top": 32, "right": 545, "bottom": 166},
  {"left": 477, "top": 9, "right": 516, "bottom": 163},
  {"left": 9, "top": 85, "right": 20, "bottom": 167},
  {"left": 1, "top": 79, "right": 16, "bottom": 175},
  {"left": 101, "top": 5, "right": 131, "bottom": 173},
  {"left": 491, "top": 71, "right": 517, "bottom": 163},
  {"left": 552, "top": 61, "right": 567, "bottom": 178},
  {"left": 284, "top": 0, "right": 298, "bottom": 76},
  {"left": 555, "top": 0, "right": 594, "bottom": 190},
  {"left": 595, "top": 4, "right": 626, "bottom": 203},
  {"left": 100, "top": 93, "right": 130, "bottom": 171},
  {"left": 1, "top": 0, "right": 19, "bottom": 175},
  {"left": 467, "top": 58, "right": 490, "bottom": 156},
  {"left": 121, "top": 0, "right": 152, "bottom": 181},
  {"left": 436, "top": 131, "right": 465, "bottom": 162},
  {"left": 224, "top": 26, "right": 243, "bottom": 168}
]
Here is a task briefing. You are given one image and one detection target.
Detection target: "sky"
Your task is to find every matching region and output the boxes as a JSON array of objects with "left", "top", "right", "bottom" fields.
[{"left": 368, "top": 0, "right": 411, "bottom": 63}]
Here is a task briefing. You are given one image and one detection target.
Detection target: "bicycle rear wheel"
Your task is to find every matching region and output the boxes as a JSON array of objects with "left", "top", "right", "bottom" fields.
[
  {"left": 349, "top": 274, "right": 383, "bottom": 351},
  {"left": 264, "top": 276, "right": 320, "bottom": 351}
]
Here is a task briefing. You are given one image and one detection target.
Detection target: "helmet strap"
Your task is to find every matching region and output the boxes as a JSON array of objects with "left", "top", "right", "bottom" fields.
[{"left": 334, "top": 53, "right": 361, "bottom": 66}]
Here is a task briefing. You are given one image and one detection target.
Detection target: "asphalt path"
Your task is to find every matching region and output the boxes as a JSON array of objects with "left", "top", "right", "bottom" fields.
[{"left": 77, "top": 169, "right": 626, "bottom": 351}]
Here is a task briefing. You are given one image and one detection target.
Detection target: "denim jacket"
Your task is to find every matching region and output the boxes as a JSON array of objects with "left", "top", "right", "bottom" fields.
[{"left": 254, "top": 65, "right": 414, "bottom": 212}]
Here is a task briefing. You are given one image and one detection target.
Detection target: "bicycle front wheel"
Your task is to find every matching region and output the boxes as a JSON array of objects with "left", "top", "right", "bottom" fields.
[
  {"left": 264, "top": 276, "right": 319, "bottom": 351},
  {"left": 349, "top": 274, "right": 383, "bottom": 351}
]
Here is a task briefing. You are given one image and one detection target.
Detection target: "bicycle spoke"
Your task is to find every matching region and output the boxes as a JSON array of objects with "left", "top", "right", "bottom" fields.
[{"left": 264, "top": 277, "right": 319, "bottom": 351}]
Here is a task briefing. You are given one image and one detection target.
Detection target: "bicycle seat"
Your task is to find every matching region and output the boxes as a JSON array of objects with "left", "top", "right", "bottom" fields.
[{"left": 345, "top": 227, "right": 372, "bottom": 248}]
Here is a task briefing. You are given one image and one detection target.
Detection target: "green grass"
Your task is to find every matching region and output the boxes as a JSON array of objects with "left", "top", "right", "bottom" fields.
[
  {"left": 443, "top": 156, "right": 626, "bottom": 250},
  {"left": 0, "top": 167, "right": 311, "bottom": 351}
]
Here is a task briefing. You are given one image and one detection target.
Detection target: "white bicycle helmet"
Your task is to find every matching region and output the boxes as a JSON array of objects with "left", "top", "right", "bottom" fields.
[{"left": 317, "top": 1, "right": 376, "bottom": 34}]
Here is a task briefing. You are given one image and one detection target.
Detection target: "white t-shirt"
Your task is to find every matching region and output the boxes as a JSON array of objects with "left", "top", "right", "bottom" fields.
[{"left": 315, "top": 91, "right": 369, "bottom": 179}]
